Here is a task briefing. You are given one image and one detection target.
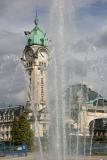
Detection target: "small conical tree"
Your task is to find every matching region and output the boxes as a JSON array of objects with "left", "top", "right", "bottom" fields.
[
  {"left": 11, "top": 117, "right": 20, "bottom": 144},
  {"left": 11, "top": 112, "right": 34, "bottom": 149}
]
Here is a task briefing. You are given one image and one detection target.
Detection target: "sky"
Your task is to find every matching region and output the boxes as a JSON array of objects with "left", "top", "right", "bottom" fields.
[{"left": 0, "top": 0, "right": 107, "bottom": 105}]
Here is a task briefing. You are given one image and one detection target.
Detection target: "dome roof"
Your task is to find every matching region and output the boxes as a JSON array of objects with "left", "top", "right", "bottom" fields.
[{"left": 25, "top": 16, "right": 48, "bottom": 47}]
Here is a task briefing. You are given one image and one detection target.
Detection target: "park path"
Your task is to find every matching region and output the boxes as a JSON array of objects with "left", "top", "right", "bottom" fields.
[
  {"left": 0, "top": 153, "right": 33, "bottom": 160},
  {"left": 0, "top": 154, "right": 107, "bottom": 160}
]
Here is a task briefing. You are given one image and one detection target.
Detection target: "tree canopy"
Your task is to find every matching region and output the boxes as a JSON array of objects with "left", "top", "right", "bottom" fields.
[{"left": 11, "top": 112, "right": 34, "bottom": 149}]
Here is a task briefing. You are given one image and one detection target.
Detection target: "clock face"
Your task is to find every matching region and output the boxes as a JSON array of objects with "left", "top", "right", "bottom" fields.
[
  {"left": 40, "top": 51, "right": 46, "bottom": 59},
  {"left": 25, "top": 49, "right": 34, "bottom": 61},
  {"left": 38, "top": 49, "right": 47, "bottom": 61}
]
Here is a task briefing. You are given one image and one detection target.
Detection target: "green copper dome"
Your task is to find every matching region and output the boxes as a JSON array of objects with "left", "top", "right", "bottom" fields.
[{"left": 25, "top": 16, "right": 48, "bottom": 47}]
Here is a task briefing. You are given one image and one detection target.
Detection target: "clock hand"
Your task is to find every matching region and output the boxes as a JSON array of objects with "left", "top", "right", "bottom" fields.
[
  {"left": 29, "top": 54, "right": 33, "bottom": 57},
  {"left": 29, "top": 53, "right": 33, "bottom": 57},
  {"left": 40, "top": 53, "right": 44, "bottom": 57}
]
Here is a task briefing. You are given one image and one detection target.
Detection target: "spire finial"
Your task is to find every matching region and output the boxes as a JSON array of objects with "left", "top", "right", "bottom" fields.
[{"left": 34, "top": 10, "right": 39, "bottom": 26}]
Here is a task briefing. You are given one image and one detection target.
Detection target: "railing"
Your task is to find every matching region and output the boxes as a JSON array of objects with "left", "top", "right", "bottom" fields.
[{"left": 0, "top": 142, "right": 28, "bottom": 157}]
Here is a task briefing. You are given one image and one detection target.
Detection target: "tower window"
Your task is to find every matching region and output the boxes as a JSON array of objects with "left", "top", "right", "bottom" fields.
[
  {"left": 44, "top": 63, "right": 46, "bottom": 68},
  {"left": 40, "top": 38, "right": 44, "bottom": 46},
  {"left": 28, "top": 39, "right": 32, "bottom": 45},
  {"left": 39, "top": 62, "right": 42, "bottom": 66}
]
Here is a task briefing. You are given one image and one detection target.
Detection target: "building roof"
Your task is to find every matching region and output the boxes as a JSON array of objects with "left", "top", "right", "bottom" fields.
[
  {"left": 0, "top": 105, "right": 24, "bottom": 116},
  {"left": 25, "top": 15, "right": 48, "bottom": 47},
  {"left": 86, "top": 97, "right": 107, "bottom": 106},
  {"left": 0, "top": 105, "right": 24, "bottom": 110}
]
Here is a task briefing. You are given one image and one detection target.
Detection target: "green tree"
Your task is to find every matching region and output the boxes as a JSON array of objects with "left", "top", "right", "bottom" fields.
[{"left": 11, "top": 112, "right": 34, "bottom": 149}]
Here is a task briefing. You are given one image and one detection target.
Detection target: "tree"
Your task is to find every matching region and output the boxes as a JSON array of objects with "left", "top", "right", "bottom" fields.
[{"left": 11, "top": 112, "right": 34, "bottom": 149}]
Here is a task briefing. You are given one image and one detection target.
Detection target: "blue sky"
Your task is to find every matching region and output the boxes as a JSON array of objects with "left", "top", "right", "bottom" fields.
[{"left": 0, "top": 0, "right": 107, "bottom": 105}]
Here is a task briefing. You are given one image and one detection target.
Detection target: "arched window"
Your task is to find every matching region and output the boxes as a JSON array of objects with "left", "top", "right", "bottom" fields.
[
  {"left": 40, "top": 38, "right": 44, "bottom": 46},
  {"left": 28, "top": 39, "right": 32, "bottom": 45},
  {"left": 89, "top": 118, "right": 107, "bottom": 136}
]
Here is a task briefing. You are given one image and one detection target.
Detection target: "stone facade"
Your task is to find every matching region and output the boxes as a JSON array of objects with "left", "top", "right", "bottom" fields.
[
  {"left": 22, "top": 45, "right": 49, "bottom": 138},
  {"left": 79, "top": 98, "right": 107, "bottom": 136},
  {"left": 65, "top": 85, "right": 107, "bottom": 136},
  {"left": 66, "top": 97, "right": 107, "bottom": 136},
  {"left": 21, "top": 17, "right": 49, "bottom": 137},
  {"left": 0, "top": 105, "right": 24, "bottom": 141}
]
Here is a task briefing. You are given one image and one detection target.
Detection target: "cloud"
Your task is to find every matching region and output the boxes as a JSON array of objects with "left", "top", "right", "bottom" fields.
[
  {"left": 0, "top": 30, "right": 25, "bottom": 105},
  {"left": 0, "top": 31, "right": 24, "bottom": 55},
  {"left": 70, "top": 24, "right": 107, "bottom": 54},
  {"left": 75, "top": 0, "right": 107, "bottom": 7},
  {"left": 94, "top": 27, "right": 107, "bottom": 48}
]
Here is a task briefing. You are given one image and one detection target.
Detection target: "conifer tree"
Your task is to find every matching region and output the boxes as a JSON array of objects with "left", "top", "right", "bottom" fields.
[{"left": 11, "top": 112, "right": 34, "bottom": 149}]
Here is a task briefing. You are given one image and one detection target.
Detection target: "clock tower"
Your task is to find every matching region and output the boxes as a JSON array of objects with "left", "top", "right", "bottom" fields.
[{"left": 21, "top": 15, "right": 49, "bottom": 137}]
